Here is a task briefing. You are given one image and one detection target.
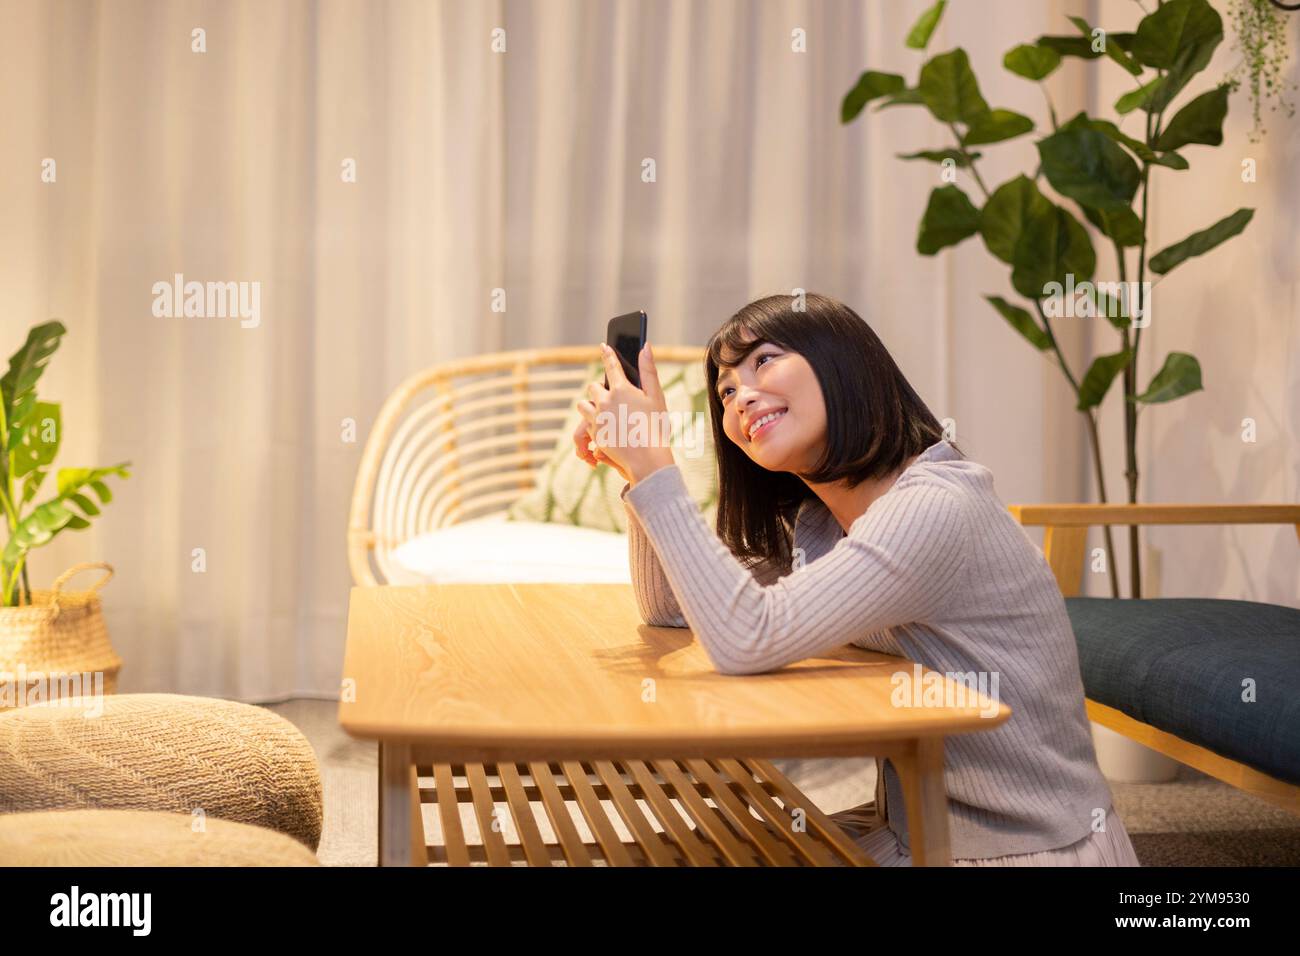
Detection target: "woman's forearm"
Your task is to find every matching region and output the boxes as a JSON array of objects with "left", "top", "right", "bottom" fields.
[
  {"left": 622, "top": 466, "right": 970, "bottom": 675},
  {"left": 622, "top": 481, "right": 688, "bottom": 627}
]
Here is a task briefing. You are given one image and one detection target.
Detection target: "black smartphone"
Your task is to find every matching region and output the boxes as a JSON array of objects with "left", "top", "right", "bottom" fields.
[{"left": 604, "top": 310, "right": 647, "bottom": 389}]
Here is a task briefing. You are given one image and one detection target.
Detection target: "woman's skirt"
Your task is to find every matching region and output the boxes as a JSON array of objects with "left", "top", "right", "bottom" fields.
[{"left": 835, "top": 803, "right": 1141, "bottom": 866}]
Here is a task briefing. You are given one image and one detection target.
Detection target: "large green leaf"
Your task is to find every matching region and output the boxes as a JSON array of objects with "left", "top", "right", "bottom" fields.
[
  {"left": 1130, "top": 0, "right": 1224, "bottom": 113},
  {"left": 1, "top": 321, "right": 66, "bottom": 453},
  {"left": 55, "top": 464, "right": 132, "bottom": 498},
  {"left": 906, "top": 0, "right": 946, "bottom": 50},
  {"left": 2, "top": 499, "right": 78, "bottom": 567},
  {"left": 1136, "top": 352, "right": 1203, "bottom": 404},
  {"left": 69, "top": 493, "right": 100, "bottom": 517},
  {"left": 2, "top": 463, "right": 131, "bottom": 568},
  {"left": 962, "top": 109, "right": 1034, "bottom": 146},
  {"left": 1131, "top": 0, "right": 1222, "bottom": 70},
  {"left": 1035, "top": 35, "right": 1103, "bottom": 59},
  {"left": 1011, "top": 204, "right": 1096, "bottom": 299},
  {"left": 1003, "top": 43, "right": 1061, "bottom": 81},
  {"left": 21, "top": 470, "right": 47, "bottom": 507},
  {"left": 1066, "top": 111, "right": 1190, "bottom": 169},
  {"left": 1060, "top": 111, "right": 1187, "bottom": 170},
  {"left": 1080, "top": 203, "right": 1144, "bottom": 247},
  {"left": 985, "top": 295, "right": 1051, "bottom": 350},
  {"left": 1151, "top": 150, "right": 1190, "bottom": 170},
  {"left": 917, "top": 49, "right": 989, "bottom": 124},
  {"left": 1154, "top": 85, "right": 1229, "bottom": 150},
  {"left": 1116, "top": 79, "right": 1212, "bottom": 119},
  {"left": 1077, "top": 350, "right": 1132, "bottom": 410},
  {"left": 980, "top": 174, "right": 1052, "bottom": 265},
  {"left": 916, "top": 185, "right": 981, "bottom": 255},
  {"left": 1149, "top": 207, "right": 1254, "bottom": 275},
  {"left": 1067, "top": 15, "right": 1142, "bottom": 76},
  {"left": 1086, "top": 285, "right": 1140, "bottom": 332},
  {"left": 1037, "top": 128, "right": 1141, "bottom": 211},
  {"left": 11, "top": 401, "right": 60, "bottom": 479},
  {"left": 1114, "top": 77, "right": 1164, "bottom": 115},
  {"left": 874, "top": 88, "right": 925, "bottom": 111},
  {"left": 842, "top": 71, "right": 906, "bottom": 123},
  {"left": 1148, "top": 63, "right": 1209, "bottom": 115},
  {"left": 896, "top": 148, "right": 982, "bottom": 166},
  {"left": 1061, "top": 111, "right": 1154, "bottom": 162}
]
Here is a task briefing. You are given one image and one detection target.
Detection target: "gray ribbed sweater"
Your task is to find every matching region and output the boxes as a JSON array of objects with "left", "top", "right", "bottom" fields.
[{"left": 620, "top": 438, "right": 1116, "bottom": 859}]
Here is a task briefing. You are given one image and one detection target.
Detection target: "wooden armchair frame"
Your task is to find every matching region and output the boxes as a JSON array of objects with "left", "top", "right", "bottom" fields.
[{"left": 1008, "top": 503, "right": 1300, "bottom": 816}]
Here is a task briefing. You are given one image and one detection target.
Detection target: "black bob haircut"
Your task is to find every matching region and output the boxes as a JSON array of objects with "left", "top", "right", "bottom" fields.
[{"left": 703, "top": 292, "right": 962, "bottom": 574}]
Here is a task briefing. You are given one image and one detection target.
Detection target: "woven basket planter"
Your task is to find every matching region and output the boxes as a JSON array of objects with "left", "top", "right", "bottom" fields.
[{"left": 0, "top": 562, "right": 122, "bottom": 706}]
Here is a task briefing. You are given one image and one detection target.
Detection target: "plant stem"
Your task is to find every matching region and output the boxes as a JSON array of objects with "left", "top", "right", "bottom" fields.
[
  {"left": 1122, "top": 95, "right": 1167, "bottom": 599},
  {"left": 1, "top": 452, "right": 14, "bottom": 608},
  {"left": 0, "top": 557, "right": 21, "bottom": 607},
  {"left": 1082, "top": 410, "right": 1120, "bottom": 598},
  {"left": 947, "top": 123, "right": 991, "bottom": 199},
  {"left": 1039, "top": 83, "right": 1059, "bottom": 131},
  {"left": 1117, "top": 249, "right": 1139, "bottom": 600},
  {"left": 1035, "top": 301, "right": 1120, "bottom": 598}
]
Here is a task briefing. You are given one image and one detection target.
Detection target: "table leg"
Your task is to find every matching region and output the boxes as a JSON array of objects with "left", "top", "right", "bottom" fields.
[
  {"left": 895, "top": 737, "right": 950, "bottom": 866},
  {"left": 378, "top": 741, "right": 427, "bottom": 866}
]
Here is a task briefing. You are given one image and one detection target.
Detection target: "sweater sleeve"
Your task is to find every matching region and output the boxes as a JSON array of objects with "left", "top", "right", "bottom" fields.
[
  {"left": 622, "top": 463, "right": 970, "bottom": 675},
  {"left": 621, "top": 478, "right": 784, "bottom": 629}
]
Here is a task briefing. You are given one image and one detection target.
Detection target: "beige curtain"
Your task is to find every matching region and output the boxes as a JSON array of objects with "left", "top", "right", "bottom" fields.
[{"left": 11, "top": 0, "right": 1288, "bottom": 704}]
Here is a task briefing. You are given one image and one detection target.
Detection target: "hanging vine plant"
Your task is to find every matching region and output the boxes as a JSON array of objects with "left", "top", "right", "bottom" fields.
[{"left": 1224, "top": 0, "right": 1298, "bottom": 140}]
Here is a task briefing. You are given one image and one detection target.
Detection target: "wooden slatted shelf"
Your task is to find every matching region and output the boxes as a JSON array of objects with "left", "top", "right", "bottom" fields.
[{"left": 412, "top": 758, "right": 881, "bottom": 867}]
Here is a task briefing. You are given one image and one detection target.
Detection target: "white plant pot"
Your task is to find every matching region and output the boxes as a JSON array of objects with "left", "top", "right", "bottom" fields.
[{"left": 1091, "top": 720, "right": 1180, "bottom": 783}]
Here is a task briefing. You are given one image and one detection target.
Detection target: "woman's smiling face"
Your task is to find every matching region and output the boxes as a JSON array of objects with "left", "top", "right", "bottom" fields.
[{"left": 715, "top": 338, "right": 827, "bottom": 474}]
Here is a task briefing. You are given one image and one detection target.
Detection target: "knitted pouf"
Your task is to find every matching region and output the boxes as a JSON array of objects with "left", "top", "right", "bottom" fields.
[
  {"left": 0, "top": 693, "right": 322, "bottom": 849},
  {"left": 0, "top": 809, "right": 319, "bottom": 866}
]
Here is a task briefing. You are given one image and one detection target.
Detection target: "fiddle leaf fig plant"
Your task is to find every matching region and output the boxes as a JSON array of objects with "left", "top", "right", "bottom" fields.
[
  {"left": 842, "top": 0, "right": 1262, "bottom": 598},
  {"left": 0, "top": 321, "right": 131, "bottom": 606}
]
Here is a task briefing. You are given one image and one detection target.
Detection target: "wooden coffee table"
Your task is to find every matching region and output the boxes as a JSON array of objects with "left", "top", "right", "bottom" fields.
[{"left": 338, "top": 583, "right": 1010, "bottom": 866}]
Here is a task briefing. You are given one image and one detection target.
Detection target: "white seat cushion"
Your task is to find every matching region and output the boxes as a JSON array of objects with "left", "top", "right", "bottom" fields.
[{"left": 388, "top": 514, "right": 632, "bottom": 584}]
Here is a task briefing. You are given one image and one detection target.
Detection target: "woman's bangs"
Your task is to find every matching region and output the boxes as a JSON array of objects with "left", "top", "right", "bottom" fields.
[{"left": 708, "top": 310, "right": 797, "bottom": 374}]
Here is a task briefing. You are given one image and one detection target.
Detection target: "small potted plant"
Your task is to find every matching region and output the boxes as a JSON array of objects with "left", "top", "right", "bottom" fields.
[{"left": 0, "top": 321, "right": 130, "bottom": 701}]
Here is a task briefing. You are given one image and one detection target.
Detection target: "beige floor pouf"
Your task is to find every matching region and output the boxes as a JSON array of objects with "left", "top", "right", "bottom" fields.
[
  {"left": 0, "top": 693, "right": 322, "bottom": 849},
  {"left": 0, "top": 809, "right": 319, "bottom": 866}
]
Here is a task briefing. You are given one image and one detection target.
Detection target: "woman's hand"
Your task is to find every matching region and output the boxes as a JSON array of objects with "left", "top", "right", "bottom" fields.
[
  {"left": 574, "top": 342, "right": 676, "bottom": 485},
  {"left": 571, "top": 417, "right": 632, "bottom": 483}
]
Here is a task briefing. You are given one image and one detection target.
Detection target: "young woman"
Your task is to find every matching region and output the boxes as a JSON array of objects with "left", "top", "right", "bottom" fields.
[{"left": 573, "top": 292, "right": 1139, "bottom": 867}]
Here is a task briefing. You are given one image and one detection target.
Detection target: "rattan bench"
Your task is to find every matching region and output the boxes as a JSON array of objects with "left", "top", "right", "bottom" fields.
[{"left": 348, "top": 344, "right": 708, "bottom": 586}]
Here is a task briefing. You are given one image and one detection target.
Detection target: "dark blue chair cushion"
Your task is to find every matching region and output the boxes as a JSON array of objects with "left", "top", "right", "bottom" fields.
[{"left": 1065, "top": 597, "right": 1300, "bottom": 786}]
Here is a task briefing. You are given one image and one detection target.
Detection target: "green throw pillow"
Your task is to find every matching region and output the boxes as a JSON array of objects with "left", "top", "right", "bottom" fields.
[{"left": 506, "top": 359, "right": 718, "bottom": 532}]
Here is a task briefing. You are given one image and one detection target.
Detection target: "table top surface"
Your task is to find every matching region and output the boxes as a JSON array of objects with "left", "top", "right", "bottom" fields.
[{"left": 338, "top": 583, "right": 1010, "bottom": 758}]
